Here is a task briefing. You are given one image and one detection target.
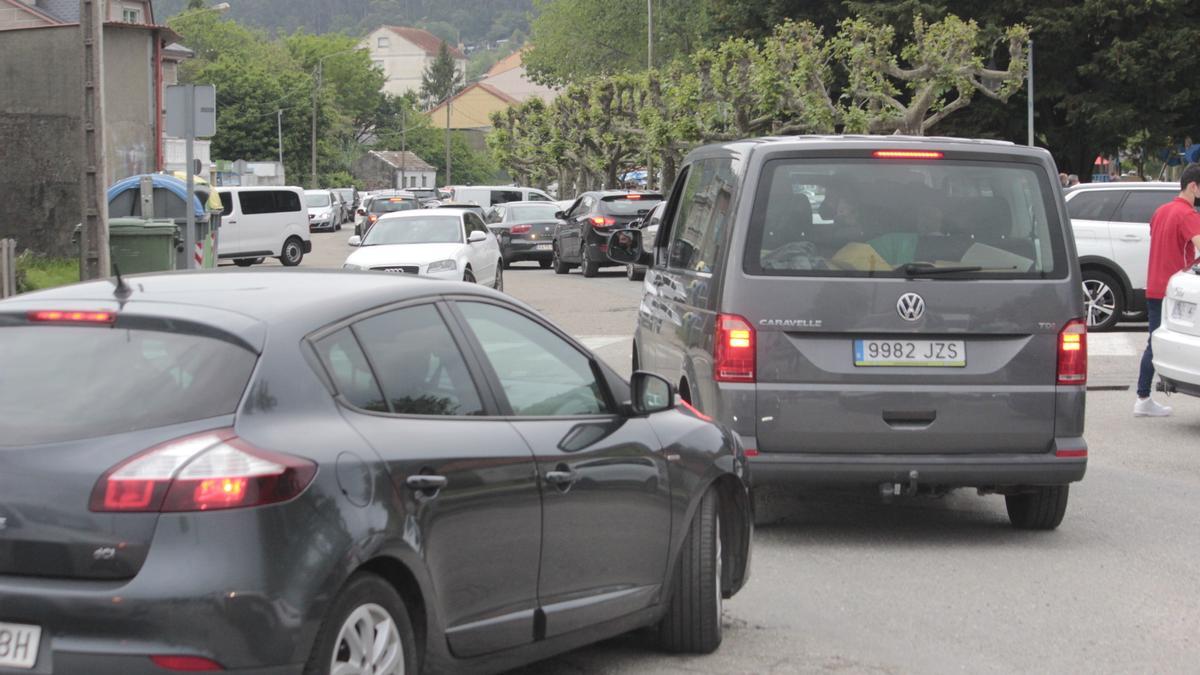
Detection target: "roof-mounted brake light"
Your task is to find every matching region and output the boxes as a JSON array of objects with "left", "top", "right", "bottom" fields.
[
  {"left": 27, "top": 310, "right": 116, "bottom": 324},
  {"left": 872, "top": 150, "right": 944, "bottom": 160}
]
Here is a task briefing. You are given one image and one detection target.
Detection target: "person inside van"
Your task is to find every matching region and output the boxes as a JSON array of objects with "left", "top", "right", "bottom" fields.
[{"left": 866, "top": 200, "right": 952, "bottom": 267}]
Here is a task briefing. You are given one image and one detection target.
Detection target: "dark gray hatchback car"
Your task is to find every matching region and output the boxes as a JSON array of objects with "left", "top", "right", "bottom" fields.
[
  {"left": 0, "top": 270, "right": 750, "bottom": 674},
  {"left": 608, "top": 136, "right": 1088, "bottom": 530}
]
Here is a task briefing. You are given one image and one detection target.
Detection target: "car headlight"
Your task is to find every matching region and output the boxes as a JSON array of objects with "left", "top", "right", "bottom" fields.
[{"left": 427, "top": 259, "right": 457, "bottom": 273}]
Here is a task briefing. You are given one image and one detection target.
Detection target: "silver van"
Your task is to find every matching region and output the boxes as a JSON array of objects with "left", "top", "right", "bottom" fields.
[{"left": 608, "top": 136, "right": 1088, "bottom": 529}]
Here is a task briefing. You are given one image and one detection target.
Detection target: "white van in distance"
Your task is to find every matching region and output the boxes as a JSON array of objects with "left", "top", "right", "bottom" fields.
[{"left": 216, "top": 186, "right": 312, "bottom": 266}]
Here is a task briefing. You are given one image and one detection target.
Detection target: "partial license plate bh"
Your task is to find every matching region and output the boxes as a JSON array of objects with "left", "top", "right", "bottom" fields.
[
  {"left": 536, "top": 244, "right": 553, "bottom": 251},
  {"left": 854, "top": 339, "right": 966, "bottom": 367},
  {"left": 0, "top": 622, "right": 40, "bottom": 669}
]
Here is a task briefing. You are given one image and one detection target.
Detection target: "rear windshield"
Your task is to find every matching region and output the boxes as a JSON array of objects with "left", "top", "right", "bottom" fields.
[
  {"left": 0, "top": 326, "right": 256, "bottom": 446},
  {"left": 601, "top": 194, "right": 662, "bottom": 216},
  {"left": 744, "top": 159, "right": 1066, "bottom": 278},
  {"left": 371, "top": 198, "right": 418, "bottom": 214},
  {"left": 507, "top": 204, "right": 560, "bottom": 222}
]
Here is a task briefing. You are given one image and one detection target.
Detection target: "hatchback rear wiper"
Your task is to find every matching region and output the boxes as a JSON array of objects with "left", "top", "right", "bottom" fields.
[{"left": 898, "top": 262, "right": 1016, "bottom": 277}]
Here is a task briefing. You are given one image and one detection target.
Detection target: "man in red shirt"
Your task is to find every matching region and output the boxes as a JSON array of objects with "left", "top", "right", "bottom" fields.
[{"left": 1135, "top": 163, "right": 1200, "bottom": 416}]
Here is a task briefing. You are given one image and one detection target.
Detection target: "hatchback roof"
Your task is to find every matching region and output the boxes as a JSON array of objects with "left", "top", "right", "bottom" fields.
[{"left": 1066, "top": 181, "right": 1179, "bottom": 192}]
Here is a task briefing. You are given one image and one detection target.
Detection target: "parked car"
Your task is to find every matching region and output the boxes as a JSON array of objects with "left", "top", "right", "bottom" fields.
[
  {"left": 305, "top": 189, "right": 341, "bottom": 232},
  {"left": 406, "top": 187, "right": 440, "bottom": 205},
  {"left": 356, "top": 192, "right": 420, "bottom": 237},
  {"left": 607, "top": 136, "right": 1088, "bottom": 530},
  {"left": 1153, "top": 264, "right": 1200, "bottom": 397},
  {"left": 344, "top": 208, "right": 504, "bottom": 289},
  {"left": 0, "top": 270, "right": 750, "bottom": 674},
  {"left": 553, "top": 192, "right": 663, "bottom": 277},
  {"left": 216, "top": 186, "right": 312, "bottom": 266},
  {"left": 1065, "top": 182, "right": 1186, "bottom": 331},
  {"left": 446, "top": 185, "right": 555, "bottom": 208},
  {"left": 333, "top": 187, "right": 358, "bottom": 222},
  {"left": 486, "top": 201, "right": 562, "bottom": 269},
  {"left": 435, "top": 202, "right": 488, "bottom": 220},
  {"left": 627, "top": 202, "right": 666, "bottom": 281}
]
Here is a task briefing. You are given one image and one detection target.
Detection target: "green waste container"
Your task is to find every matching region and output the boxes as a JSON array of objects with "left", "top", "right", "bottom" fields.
[{"left": 108, "top": 218, "right": 179, "bottom": 274}]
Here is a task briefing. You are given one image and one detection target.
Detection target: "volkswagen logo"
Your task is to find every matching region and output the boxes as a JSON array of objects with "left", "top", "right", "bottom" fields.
[{"left": 897, "top": 293, "right": 926, "bottom": 321}]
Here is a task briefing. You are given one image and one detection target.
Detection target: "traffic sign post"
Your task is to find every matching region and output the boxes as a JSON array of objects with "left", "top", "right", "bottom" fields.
[{"left": 165, "top": 84, "right": 216, "bottom": 269}]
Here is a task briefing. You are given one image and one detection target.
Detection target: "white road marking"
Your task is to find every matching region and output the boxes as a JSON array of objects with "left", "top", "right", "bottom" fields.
[
  {"left": 1089, "top": 332, "right": 1144, "bottom": 357},
  {"left": 578, "top": 335, "right": 629, "bottom": 351}
]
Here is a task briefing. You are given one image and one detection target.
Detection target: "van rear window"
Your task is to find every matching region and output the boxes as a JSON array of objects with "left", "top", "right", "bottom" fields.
[
  {"left": 0, "top": 326, "right": 256, "bottom": 445},
  {"left": 743, "top": 159, "right": 1066, "bottom": 279}
]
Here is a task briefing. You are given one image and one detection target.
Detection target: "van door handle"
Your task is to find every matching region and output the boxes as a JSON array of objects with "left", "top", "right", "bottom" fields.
[
  {"left": 1120, "top": 234, "right": 1140, "bottom": 241},
  {"left": 883, "top": 410, "right": 937, "bottom": 429},
  {"left": 226, "top": 220, "right": 237, "bottom": 224}
]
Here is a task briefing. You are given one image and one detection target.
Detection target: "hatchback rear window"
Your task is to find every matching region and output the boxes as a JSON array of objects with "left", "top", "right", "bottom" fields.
[
  {"left": 370, "top": 198, "right": 418, "bottom": 214},
  {"left": 0, "top": 326, "right": 256, "bottom": 445},
  {"left": 601, "top": 194, "right": 662, "bottom": 216},
  {"left": 743, "top": 159, "right": 1066, "bottom": 278}
]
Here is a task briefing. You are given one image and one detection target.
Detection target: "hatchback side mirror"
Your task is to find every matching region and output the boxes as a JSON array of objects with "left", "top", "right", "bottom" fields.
[
  {"left": 347, "top": 235, "right": 362, "bottom": 247},
  {"left": 606, "top": 228, "right": 650, "bottom": 265},
  {"left": 630, "top": 371, "right": 674, "bottom": 415},
  {"left": 554, "top": 210, "right": 565, "bottom": 220},
  {"left": 468, "top": 230, "right": 488, "bottom": 243}
]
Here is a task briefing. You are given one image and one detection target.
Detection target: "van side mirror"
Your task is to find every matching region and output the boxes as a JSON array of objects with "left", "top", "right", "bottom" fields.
[
  {"left": 347, "top": 235, "right": 362, "bottom": 247},
  {"left": 606, "top": 229, "right": 650, "bottom": 265},
  {"left": 554, "top": 211, "right": 565, "bottom": 220},
  {"left": 630, "top": 371, "right": 674, "bottom": 415}
]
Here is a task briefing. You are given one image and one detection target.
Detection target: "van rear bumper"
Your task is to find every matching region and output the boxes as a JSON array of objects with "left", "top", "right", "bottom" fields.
[{"left": 748, "top": 443, "right": 1087, "bottom": 487}]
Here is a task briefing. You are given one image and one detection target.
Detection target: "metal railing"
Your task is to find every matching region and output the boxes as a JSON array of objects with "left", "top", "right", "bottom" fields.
[{"left": 0, "top": 239, "right": 16, "bottom": 298}]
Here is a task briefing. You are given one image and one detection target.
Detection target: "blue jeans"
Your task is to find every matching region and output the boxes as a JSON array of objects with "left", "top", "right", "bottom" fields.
[{"left": 1137, "top": 299, "right": 1164, "bottom": 398}]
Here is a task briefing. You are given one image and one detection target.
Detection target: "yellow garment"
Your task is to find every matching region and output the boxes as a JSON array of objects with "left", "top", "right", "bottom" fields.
[{"left": 830, "top": 242, "right": 892, "bottom": 272}]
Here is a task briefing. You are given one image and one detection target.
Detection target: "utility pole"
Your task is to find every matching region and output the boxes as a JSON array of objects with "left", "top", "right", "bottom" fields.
[
  {"left": 79, "top": 0, "right": 110, "bottom": 280},
  {"left": 400, "top": 106, "right": 407, "bottom": 189},
  {"left": 1027, "top": 40, "right": 1034, "bottom": 147},
  {"left": 645, "top": 0, "right": 655, "bottom": 190},
  {"left": 277, "top": 109, "right": 283, "bottom": 165},
  {"left": 445, "top": 97, "right": 452, "bottom": 187},
  {"left": 311, "top": 60, "right": 321, "bottom": 187}
]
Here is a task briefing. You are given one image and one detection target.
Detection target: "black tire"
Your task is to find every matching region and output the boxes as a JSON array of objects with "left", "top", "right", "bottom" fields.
[
  {"left": 539, "top": 259, "right": 552, "bottom": 269},
  {"left": 303, "top": 572, "right": 418, "bottom": 675},
  {"left": 502, "top": 257, "right": 512, "bottom": 270},
  {"left": 627, "top": 264, "right": 645, "bottom": 281},
  {"left": 581, "top": 244, "right": 599, "bottom": 278},
  {"left": 463, "top": 267, "right": 476, "bottom": 284},
  {"left": 553, "top": 244, "right": 571, "bottom": 275},
  {"left": 658, "top": 487, "right": 722, "bottom": 654},
  {"left": 493, "top": 262, "right": 504, "bottom": 292},
  {"left": 335, "top": 222, "right": 342, "bottom": 231},
  {"left": 233, "top": 258, "right": 255, "bottom": 267},
  {"left": 632, "top": 342, "right": 640, "bottom": 373},
  {"left": 279, "top": 237, "right": 304, "bottom": 267},
  {"left": 1006, "top": 485, "right": 1069, "bottom": 530},
  {"left": 1081, "top": 269, "right": 1124, "bottom": 332}
]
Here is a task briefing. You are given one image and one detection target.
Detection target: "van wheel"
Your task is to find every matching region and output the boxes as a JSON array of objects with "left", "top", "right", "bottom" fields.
[
  {"left": 678, "top": 379, "right": 692, "bottom": 405},
  {"left": 279, "top": 237, "right": 304, "bottom": 267},
  {"left": 1081, "top": 270, "right": 1123, "bottom": 331},
  {"left": 581, "top": 244, "right": 599, "bottom": 278},
  {"left": 632, "top": 342, "right": 640, "bottom": 372},
  {"left": 627, "top": 264, "right": 645, "bottom": 281},
  {"left": 658, "top": 487, "right": 722, "bottom": 654},
  {"left": 1006, "top": 485, "right": 1069, "bottom": 530},
  {"left": 233, "top": 259, "right": 255, "bottom": 267},
  {"left": 552, "top": 245, "right": 570, "bottom": 275},
  {"left": 493, "top": 262, "right": 504, "bottom": 292},
  {"left": 303, "top": 572, "right": 418, "bottom": 675}
]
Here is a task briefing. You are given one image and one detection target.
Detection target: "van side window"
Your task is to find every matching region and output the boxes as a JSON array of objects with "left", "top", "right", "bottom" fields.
[
  {"left": 666, "top": 158, "right": 736, "bottom": 274},
  {"left": 491, "top": 190, "right": 523, "bottom": 205},
  {"left": 274, "top": 190, "right": 302, "bottom": 213},
  {"left": 217, "top": 191, "right": 234, "bottom": 216}
]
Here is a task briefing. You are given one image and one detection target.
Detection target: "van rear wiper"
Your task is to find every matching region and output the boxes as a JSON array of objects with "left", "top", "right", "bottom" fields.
[{"left": 897, "top": 262, "right": 1015, "bottom": 277}]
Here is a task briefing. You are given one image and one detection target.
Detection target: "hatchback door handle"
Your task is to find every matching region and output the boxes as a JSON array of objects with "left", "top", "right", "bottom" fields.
[
  {"left": 405, "top": 475, "right": 447, "bottom": 490},
  {"left": 544, "top": 466, "right": 577, "bottom": 486}
]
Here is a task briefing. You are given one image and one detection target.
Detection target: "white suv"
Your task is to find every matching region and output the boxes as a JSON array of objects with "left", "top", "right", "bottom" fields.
[{"left": 1065, "top": 182, "right": 1182, "bottom": 331}]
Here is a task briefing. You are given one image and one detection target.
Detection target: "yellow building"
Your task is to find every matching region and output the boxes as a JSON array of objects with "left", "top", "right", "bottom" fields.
[{"left": 426, "top": 82, "right": 520, "bottom": 133}]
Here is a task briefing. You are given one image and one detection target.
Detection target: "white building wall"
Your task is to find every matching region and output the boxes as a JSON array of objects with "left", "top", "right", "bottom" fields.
[{"left": 363, "top": 27, "right": 468, "bottom": 97}]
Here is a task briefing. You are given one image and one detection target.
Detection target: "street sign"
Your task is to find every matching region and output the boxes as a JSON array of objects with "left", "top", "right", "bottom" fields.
[{"left": 165, "top": 84, "right": 216, "bottom": 138}]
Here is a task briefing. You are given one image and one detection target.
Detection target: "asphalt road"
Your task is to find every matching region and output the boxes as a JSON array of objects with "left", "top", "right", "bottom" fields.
[{"left": 288, "top": 231, "right": 1200, "bottom": 673}]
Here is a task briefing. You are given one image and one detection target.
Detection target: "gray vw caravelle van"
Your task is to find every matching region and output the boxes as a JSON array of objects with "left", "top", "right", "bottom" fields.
[{"left": 609, "top": 136, "right": 1088, "bottom": 530}]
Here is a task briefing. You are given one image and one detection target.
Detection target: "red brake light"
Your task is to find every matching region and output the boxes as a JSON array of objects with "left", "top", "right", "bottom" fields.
[
  {"left": 510, "top": 224, "right": 532, "bottom": 234},
  {"left": 90, "top": 429, "right": 317, "bottom": 513},
  {"left": 714, "top": 313, "right": 756, "bottom": 382},
  {"left": 626, "top": 194, "right": 642, "bottom": 200},
  {"left": 872, "top": 150, "right": 944, "bottom": 160},
  {"left": 27, "top": 310, "right": 115, "bottom": 324},
  {"left": 149, "top": 655, "right": 225, "bottom": 671},
  {"left": 1057, "top": 319, "right": 1087, "bottom": 385},
  {"left": 368, "top": 214, "right": 378, "bottom": 223},
  {"left": 590, "top": 216, "right": 615, "bottom": 228}
]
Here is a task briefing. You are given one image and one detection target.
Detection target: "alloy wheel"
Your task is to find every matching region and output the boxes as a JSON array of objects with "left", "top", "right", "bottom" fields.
[
  {"left": 1082, "top": 279, "right": 1116, "bottom": 327},
  {"left": 329, "top": 603, "right": 404, "bottom": 675}
]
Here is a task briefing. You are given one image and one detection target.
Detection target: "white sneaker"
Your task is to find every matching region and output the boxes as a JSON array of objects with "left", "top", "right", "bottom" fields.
[{"left": 1133, "top": 397, "right": 1172, "bottom": 417}]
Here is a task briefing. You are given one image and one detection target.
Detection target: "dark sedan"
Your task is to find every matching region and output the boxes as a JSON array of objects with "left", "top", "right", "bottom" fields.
[
  {"left": 486, "top": 201, "right": 561, "bottom": 269},
  {"left": 553, "top": 191, "right": 662, "bottom": 277},
  {"left": 0, "top": 271, "right": 751, "bottom": 674}
]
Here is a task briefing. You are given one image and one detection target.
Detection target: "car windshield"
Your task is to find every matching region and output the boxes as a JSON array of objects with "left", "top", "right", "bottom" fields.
[
  {"left": 601, "top": 195, "right": 663, "bottom": 215},
  {"left": 742, "top": 159, "right": 1066, "bottom": 279},
  {"left": 370, "top": 198, "right": 418, "bottom": 214},
  {"left": 306, "top": 192, "right": 331, "bottom": 208},
  {"left": 362, "top": 216, "right": 463, "bottom": 245},
  {"left": 507, "top": 204, "right": 561, "bottom": 222},
  {"left": 0, "top": 325, "right": 257, "bottom": 446}
]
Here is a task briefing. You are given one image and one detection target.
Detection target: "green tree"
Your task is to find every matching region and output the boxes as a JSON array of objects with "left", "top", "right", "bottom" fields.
[{"left": 420, "top": 42, "right": 465, "bottom": 107}]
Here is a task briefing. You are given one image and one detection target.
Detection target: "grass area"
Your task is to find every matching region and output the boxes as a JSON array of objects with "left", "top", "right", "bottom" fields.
[{"left": 15, "top": 254, "right": 79, "bottom": 293}]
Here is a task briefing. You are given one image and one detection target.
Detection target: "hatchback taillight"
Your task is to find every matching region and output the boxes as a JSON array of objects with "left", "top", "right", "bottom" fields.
[
  {"left": 714, "top": 313, "right": 756, "bottom": 382},
  {"left": 1057, "top": 319, "right": 1087, "bottom": 385},
  {"left": 510, "top": 224, "right": 532, "bottom": 234},
  {"left": 590, "top": 216, "right": 616, "bottom": 229},
  {"left": 90, "top": 429, "right": 317, "bottom": 513}
]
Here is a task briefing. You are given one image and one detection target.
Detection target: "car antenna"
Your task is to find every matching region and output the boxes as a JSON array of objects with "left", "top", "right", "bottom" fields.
[{"left": 112, "top": 264, "right": 132, "bottom": 302}]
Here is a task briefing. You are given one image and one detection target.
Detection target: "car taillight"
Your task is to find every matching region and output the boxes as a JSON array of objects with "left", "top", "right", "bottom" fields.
[
  {"left": 510, "top": 224, "right": 532, "bottom": 234},
  {"left": 590, "top": 216, "right": 616, "bottom": 228},
  {"left": 1057, "top": 319, "right": 1087, "bottom": 385},
  {"left": 368, "top": 214, "right": 378, "bottom": 223},
  {"left": 27, "top": 310, "right": 115, "bottom": 324},
  {"left": 90, "top": 429, "right": 317, "bottom": 513},
  {"left": 149, "top": 655, "right": 225, "bottom": 671},
  {"left": 714, "top": 313, "right": 755, "bottom": 382}
]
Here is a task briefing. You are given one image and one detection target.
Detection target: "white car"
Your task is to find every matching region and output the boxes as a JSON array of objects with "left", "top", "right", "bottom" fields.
[
  {"left": 305, "top": 189, "right": 340, "bottom": 232},
  {"left": 343, "top": 209, "right": 504, "bottom": 290},
  {"left": 1152, "top": 265, "right": 1200, "bottom": 397}
]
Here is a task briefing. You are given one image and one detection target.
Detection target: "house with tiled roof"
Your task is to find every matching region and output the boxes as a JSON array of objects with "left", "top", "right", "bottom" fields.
[
  {"left": 479, "top": 49, "right": 557, "bottom": 104},
  {"left": 361, "top": 25, "right": 467, "bottom": 97}
]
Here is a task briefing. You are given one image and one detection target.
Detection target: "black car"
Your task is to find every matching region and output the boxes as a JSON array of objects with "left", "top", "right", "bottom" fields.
[
  {"left": 0, "top": 270, "right": 751, "bottom": 674},
  {"left": 356, "top": 193, "right": 420, "bottom": 236},
  {"left": 553, "top": 191, "right": 663, "bottom": 277},
  {"left": 486, "top": 201, "right": 562, "bottom": 269}
]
